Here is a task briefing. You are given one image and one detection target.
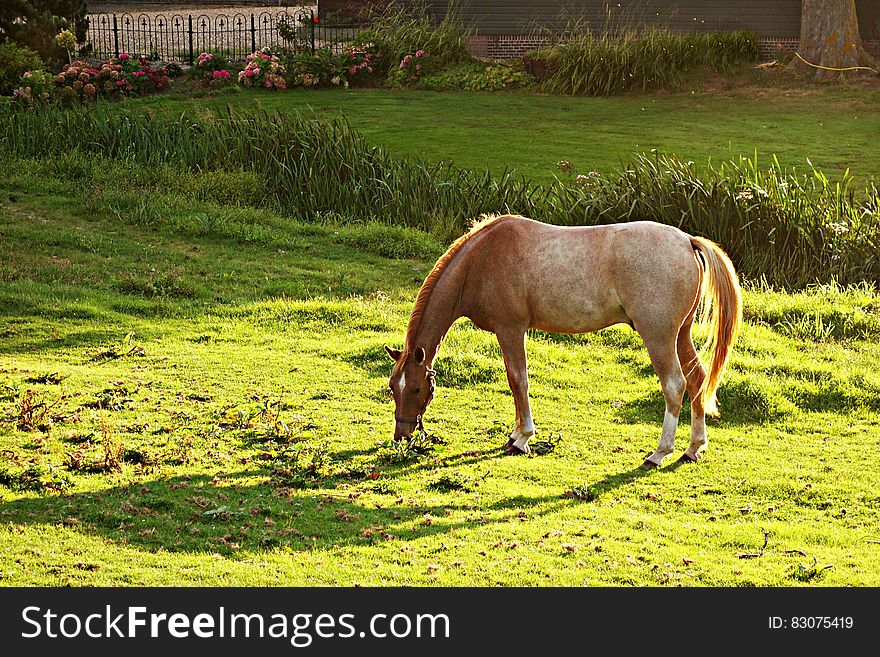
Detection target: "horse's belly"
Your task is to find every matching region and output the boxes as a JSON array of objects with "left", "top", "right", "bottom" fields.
[
  {"left": 528, "top": 284, "right": 628, "bottom": 334},
  {"left": 530, "top": 305, "right": 627, "bottom": 334}
]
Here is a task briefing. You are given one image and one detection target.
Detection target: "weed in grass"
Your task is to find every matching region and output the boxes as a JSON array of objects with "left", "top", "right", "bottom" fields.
[
  {"left": 531, "top": 432, "right": 563, "bottom": 455},
  {"left": 24, "top": 372, "right": 67, "bottom": 385},
  {"left": 565, "top": 484, "right": 600, "bottom": 501},
  {"left": 99, "top": 410, "right": 124, "bottom": 473},
  {"left": 2, "top": 383, "right": 21, "bottom": 402},
  {"left": 270, "top": 442, "right": 333, "bottom": 488},
  {"left": 16, "top": 389, "right": 63, "bottom": 432},
  {"left": 83, "top": 386, "right": 136, "bottom": 412},
  {"left": 165, "top": 433, "right": 195, "bottom": 466},
  {"left": 429, "top": 471, "right": 487, "bottom": 493},
  {"left": 88, "top": 334, "right": 146, "bottom": 362},
  {"left": 790, "top": 555, "right": 834, "bottom": 582},
  {"left": 379, "top": 430, "right": 444, "bottom": 464}
]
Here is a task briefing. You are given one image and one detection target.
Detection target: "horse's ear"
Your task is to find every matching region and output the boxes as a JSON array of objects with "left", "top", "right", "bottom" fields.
[
  {"left": 384, "top": 345, "right": 402, "bottom": 361},
  {"left": 414, "top": 346, "right": 425, "bottom": 365}
]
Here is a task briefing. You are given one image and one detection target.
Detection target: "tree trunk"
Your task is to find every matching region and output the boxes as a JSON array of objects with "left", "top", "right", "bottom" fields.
[{"left": 789, "top": 0, "right": 877, "bottom": 80}]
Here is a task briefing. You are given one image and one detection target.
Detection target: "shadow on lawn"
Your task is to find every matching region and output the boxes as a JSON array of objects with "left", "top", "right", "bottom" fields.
[
  {"left": 0, "top": 415, "right": 684, "bottom": 563},
  {"left": 0, "top": 468, "right": 576, "bottom": 557}
]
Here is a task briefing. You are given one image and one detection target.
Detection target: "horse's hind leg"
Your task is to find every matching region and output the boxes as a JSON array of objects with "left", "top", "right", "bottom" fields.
[
  {"left": 677, "top": 320, "right": 709, "bottom": 462},
  {"left": 495, "top": 328, "right": 535, "bottom": 455},
  {"left": 640, "top": 333, "right": 687, "bottom": 469}
]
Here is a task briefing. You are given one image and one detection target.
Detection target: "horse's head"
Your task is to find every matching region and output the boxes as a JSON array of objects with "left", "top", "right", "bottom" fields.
[{"left": 385, "top": 345, "right": 435, "bottom": 440}]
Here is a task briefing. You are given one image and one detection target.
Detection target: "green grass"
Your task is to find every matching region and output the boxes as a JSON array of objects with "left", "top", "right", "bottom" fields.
[
  {"left": 123, "top": 81, "right": 880, "bottom": 189},
  {"left": 2, "top": 160, "right": 879, "bottom": 586}
]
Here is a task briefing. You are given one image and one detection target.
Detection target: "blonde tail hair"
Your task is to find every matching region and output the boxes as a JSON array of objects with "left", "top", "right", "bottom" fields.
[{"left": 690, "top": 236, "right": 742, "bottom": 416}]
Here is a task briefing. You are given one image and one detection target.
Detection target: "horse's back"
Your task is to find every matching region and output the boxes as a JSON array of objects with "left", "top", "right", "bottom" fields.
[{"left": 461, "top": 217, "right": 700, "bottom": 334}]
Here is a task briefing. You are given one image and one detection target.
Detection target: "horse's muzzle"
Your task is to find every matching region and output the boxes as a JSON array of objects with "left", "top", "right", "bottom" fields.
[{"left": 394, "top": 414, "right": 420, "bottom": 440}]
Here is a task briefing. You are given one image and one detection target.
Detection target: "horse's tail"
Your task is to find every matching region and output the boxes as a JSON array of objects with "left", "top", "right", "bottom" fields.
[{"left": 690, "top": 236, "right": 742, "bottom": 416}]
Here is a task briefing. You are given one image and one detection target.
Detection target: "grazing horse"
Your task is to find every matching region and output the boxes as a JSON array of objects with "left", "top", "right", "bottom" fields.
[{"left": 386, "top": 215, "right": 741, "bottom": 468}]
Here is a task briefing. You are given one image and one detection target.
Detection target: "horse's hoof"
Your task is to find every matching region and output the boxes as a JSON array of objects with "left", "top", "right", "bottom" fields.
[
  {"left": 641, "top": 459, "right": 659, "bottom": 470},
  {"left": 504, "top": 438, "right": 515, "bottom": 448},
  {"left": 677, "top": 453, "right": 700, "bottom": 464},
  {"left": 504, "top": 444, "right": 528, "bottom": 456}
]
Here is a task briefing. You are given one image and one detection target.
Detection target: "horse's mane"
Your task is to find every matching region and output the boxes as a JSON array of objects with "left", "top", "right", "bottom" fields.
[{"left": 404, "top": 214, "right": 518, "bottom": 351}]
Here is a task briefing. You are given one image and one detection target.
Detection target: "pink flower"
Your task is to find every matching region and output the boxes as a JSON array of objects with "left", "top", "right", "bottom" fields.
[
  {"left": 416, "top": 50, "right": 425, "bottom": 57},
  {"left": 23, "top": 71, "right": 32, "bottom": 78},
  {"left": 119, "top": 53, "right": 129, "bottom": 60},
  {"left": 264, "top": 80, "right": 272, "bottom": 88}
]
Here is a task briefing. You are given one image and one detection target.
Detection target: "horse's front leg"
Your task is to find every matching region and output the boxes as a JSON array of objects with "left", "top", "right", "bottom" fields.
[{"left": 496, "top": 328, "right": 535, "bottom": 455}]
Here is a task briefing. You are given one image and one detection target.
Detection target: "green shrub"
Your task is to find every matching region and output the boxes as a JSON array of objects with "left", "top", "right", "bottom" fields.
[
  {"left": 10, "top": 68, "right": 54, "bottom": 105},
  {"left": 0, "top": 39, "right": 43, "bottom": 95},
  {"left": 285, "top": 47, "right": 352, "bottom": 88},
  {"left": 419, "top": 61, "right": 534, "bottom": 91},
  {"left": 537, "top": 29, "right": 760, "bottom": 96}
]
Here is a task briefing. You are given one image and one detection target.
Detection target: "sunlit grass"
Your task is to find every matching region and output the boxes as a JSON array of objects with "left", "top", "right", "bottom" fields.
[{"left": 1, "top": 168, "right": 879, "bottom": 586}]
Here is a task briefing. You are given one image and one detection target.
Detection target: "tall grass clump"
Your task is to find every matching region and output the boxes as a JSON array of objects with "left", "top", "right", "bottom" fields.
[
  {"left": 0, "top": 104, "right": 535, "bottom": 237},
  {"left": 537, "top": 29, "right": 759, "bottom": 96},
  {"left": 548, "top": 153, "right": 880, "bottom": 288},
  {"left": 0, "top": 105, "right": 876, "bottom": 288},
  {"left": 353, "top": 2, "right": 473, "bottom": 77}
]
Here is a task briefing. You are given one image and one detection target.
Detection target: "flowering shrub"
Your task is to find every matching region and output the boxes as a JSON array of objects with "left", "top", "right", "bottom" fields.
[
  {"left": 123, "top": 55, "right": 170, "bottom": 95},
  {"left": 190, "top": 52, "right": 234, "bottom": 88},
  {"left": 345, "top": 42, "right": 378, "bottom": 84},
  {"left": 12, "top": 70, "right": 55, "bottom": 106},
  {"left": 11, "top": 54, "right": 169, "bottom": 107},
  {"left": 238, "top": 48, "right": 286, "bottom": 89},
  {"left": 55, "top": 60, "right": 116, "bottom": 102},
  {"left": 388, "top": 50, "right": 426, "bottom": 86},
  {"left": 209, "top": 69, "right": 232, "bottom": 88}
]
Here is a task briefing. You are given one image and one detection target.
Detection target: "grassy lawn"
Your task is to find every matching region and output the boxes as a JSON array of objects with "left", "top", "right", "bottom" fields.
[
  {"left": 1, "top": 159, "right": 879, "bottom": 586},
  {"left": 129, "top": 80, "right": 880, "bottom": 187}
]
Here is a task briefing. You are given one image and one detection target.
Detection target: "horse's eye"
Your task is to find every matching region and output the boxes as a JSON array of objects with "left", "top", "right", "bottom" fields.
[{"left": 413, "top": 388, "right": 421, "bottom": 395}]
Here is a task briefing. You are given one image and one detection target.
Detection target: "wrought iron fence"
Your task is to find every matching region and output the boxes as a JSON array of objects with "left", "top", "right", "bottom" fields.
[{"left": 86, "top": 9, "right": 363, "bottom": 63}]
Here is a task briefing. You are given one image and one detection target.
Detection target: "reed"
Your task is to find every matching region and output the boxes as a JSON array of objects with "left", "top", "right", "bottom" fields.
[{"left": 538, "top": 29, "right": 760, "bottom": 96}]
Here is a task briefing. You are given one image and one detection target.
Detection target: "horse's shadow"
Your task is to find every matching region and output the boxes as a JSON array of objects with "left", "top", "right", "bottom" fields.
[{"left": 572, "top": 451, "right": 699, "bottom": 500}]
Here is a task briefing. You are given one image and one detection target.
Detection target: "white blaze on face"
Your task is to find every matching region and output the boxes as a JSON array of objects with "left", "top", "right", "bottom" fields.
[{"left": 398, "top": 372, "right": 406, "bottom": 393}]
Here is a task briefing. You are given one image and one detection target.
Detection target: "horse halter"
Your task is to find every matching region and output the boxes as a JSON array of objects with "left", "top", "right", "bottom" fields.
[{"left": 394, "top": 368, "right": 436, "bottom": 432}]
